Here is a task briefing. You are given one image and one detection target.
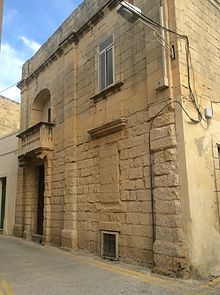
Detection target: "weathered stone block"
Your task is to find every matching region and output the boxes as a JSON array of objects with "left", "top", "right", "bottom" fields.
[
  {"left": 155, "top": 200, "right": 182, "bottom": 214},
  {"left": 156, "top": 227, "right": 185, "bottom": 242},
  {"left": 150, "top": 125, "right": 176, "bottom": 141},
  {"left": 153, "top": 162, "right": 178, "bottom": 176},
  {"left": 129, "top": 167, "right": 143, "bottom": 179},
  {"left": 156, "top": 214, "right": 183, "bottom": 228},
  {"left": 153, "top": 187, "right": 180, "bottom": 200},
  {"left": 153, "top": 240, "right": 187, "bottom": 258},
  {"left": 152, "top": 113, "right": 175, "bottom": 128},
  {"left": 151, "top": 137, "right": 177, "bottom": 152}
]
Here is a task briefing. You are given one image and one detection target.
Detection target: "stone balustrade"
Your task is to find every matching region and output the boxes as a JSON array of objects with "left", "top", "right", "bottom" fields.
[{"left": 17, "top": 122, "right": 54, "bottom": 159}]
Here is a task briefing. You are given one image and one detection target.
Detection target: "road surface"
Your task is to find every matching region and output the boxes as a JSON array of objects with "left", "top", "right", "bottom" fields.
[{"left": 0, "top": 236, "right": 219, "bottom": 295}]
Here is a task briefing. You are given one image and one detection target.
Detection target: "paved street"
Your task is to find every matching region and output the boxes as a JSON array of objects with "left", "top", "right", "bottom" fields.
[{"left": 0, "top": 236, "right": 219, "bottom": 295}]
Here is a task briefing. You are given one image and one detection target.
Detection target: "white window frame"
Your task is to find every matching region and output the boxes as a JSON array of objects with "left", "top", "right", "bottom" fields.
[
  {"left": 101, "top": 230, "right": 119, "bottom": 260},
  {"left": 98, "top": 34, "right": 115, "bottom": 91}
]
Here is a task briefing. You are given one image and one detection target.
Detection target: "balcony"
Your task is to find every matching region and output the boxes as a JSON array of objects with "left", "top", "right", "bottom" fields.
[{"left": 17, "top": 122, "right": 54, "bottom": 161}]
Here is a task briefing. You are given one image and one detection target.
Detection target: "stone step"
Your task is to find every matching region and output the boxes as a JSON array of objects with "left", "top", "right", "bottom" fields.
[{"left": 32, "top": 234, "right": 43, "bottom": 244}]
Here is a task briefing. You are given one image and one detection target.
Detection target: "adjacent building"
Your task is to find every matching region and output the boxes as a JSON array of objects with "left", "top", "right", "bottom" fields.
[
  {"left": 0, "top": 96, "right": 20, "bottom": 235},
  {"left": 14, "top": 0, "right": 220, "bottom": 278},
  {"left": 0, "top": 96, "right": 20, "bottom": 137},
  {"left": 0, "top": 131, "right": 19, "bottom": 235}
]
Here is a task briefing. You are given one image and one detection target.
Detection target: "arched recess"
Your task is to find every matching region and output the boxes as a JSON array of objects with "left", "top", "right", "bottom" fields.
[{"left": 31, "top": 89, "right": 51, "bottom": 126}]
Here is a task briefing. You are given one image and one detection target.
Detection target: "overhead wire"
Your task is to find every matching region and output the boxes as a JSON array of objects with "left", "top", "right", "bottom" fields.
[
  {"left": 148, "top": 99, "right": 200, "bottom": 246},
  {"left": 101, "top": 5, "right": 173, "bottom": 57},
  {"left": 0, "top": 82, "right": 18, "bottom": 95},
  {"left": 116, "top": 0, "right": 203, "bottom": 121},
  {"left": 138, "top": 19, "right": 174, "bottom": 57},
  {"left": 116, "top": 0, "right": 206, "bottom": 251}
]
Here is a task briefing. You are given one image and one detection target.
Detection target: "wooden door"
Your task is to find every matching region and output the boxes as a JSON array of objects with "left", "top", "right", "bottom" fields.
[
  {"left": 0, "top": 178, "right": 7, "bottom": 229},
  {"left": 37, "top": 166, "right": 45, "bottom": 235}
]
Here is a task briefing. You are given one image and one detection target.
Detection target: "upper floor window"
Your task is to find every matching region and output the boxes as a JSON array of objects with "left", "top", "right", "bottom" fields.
[{"left": 99, "top": 35, "right": 114, "bottom": 91}]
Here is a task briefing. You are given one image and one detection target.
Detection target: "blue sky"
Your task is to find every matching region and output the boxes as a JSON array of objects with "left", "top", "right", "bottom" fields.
[{"left": 0, "top": 0, "right": 83, "bottom": 101}]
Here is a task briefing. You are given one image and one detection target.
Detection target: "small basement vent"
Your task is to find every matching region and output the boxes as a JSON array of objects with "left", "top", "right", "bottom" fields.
[{"left": 101, "top": 231, "right": 119, "bottom": 260}]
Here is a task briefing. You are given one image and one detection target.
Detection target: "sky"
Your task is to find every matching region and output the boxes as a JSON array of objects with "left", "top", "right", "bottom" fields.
[{"left": 0, "top": 0, "right": 83, "bottom": 102}]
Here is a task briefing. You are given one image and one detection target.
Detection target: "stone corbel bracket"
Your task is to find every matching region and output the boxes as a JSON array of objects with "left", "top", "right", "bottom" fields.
[{"left": 88, "top": 118, "right": 127, "bottom": 139}]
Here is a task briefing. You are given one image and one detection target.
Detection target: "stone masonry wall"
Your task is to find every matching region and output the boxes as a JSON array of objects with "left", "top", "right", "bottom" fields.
[
  {"left": 75, "top": 1, "right": 156, "bottom": 266},
  {"left": 0, "top": 96, "right": 20, "bottom": 137},
  {"left": 14, "top": 0, "right": 198, "bottom": 276},
  {"left": 149, "top": 103, "right": 189, "bottom": 277}
]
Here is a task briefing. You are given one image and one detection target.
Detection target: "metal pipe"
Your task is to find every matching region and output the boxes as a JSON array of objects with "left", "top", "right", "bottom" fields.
[{"left": 159, "top": 1, "right": 169, "bottom": 86}]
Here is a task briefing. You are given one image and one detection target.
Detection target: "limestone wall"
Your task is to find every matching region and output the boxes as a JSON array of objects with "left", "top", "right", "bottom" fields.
[
  {"left": 16, "top": 0, "right": 164, "bottom": 267},
  {"left": 0, "top": 96, "right": 20, "bottom": 138},
  {"left": 15, "top": 0, "right": 220, "bottom": 278}
]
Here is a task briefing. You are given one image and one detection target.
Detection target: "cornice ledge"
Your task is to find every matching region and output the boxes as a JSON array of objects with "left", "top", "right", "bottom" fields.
[
  {"left": 17, "top": 79, "right": 28, "bottom": 90},
  {"left": 18, "top": 33, "right": 77, "bottom": 87},
  {"left": 19, "top": 0, "right": 117, "bottom": 86},
  {"left": 88, "top": 117, "right": 127, "bottom": 139}
]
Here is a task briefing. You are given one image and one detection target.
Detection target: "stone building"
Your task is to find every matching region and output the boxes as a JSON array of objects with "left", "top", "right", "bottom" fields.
[
  {"left": 0, "top": 96, "right": 20, "bottom": 137},
  {"left": 14, "top": 0, "right": 220, "bottom": 278}
]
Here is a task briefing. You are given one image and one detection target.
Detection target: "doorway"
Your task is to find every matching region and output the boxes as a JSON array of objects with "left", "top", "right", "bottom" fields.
[
  {"left": 0, "top": 177, "right": 7, "bottom": 230},
  {"left": 37, "top": 166, "right": 45, "bottom": 236}
]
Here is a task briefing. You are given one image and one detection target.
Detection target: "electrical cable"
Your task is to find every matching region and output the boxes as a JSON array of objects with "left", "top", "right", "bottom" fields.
[
  {"left": 150, "top": 100, "right": 200, "bottom": 124},
  {"left": 148, "top": 99, "right": 199, "bottom": 246},
  {"left": 0, "top": 82, "right": 18, "bottom": 95},
  {"left": 116, "top": 0, "right": 203, "bottom": 121},
  {"left": 153, "top": 30, "right": 174, "bottom": 57},
  {"left": 138, "top": 19, "right": 174, "bottom": 58},
  {"left": 116, "top": 1, "right": 207, "bottom": 264}
]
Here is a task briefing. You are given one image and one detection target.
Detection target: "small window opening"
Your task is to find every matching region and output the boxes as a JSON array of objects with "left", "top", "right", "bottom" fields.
[{"left": 101, "top": 231, "right": 119, "bottom": 260}]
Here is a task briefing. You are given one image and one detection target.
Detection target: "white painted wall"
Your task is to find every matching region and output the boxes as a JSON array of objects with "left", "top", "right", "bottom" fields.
[{"left": 0, "top": 130, "right": 18, "bottom": 235}]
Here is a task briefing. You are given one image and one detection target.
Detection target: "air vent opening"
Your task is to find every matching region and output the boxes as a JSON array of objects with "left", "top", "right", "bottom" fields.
[{"left": 101, "top": 231, "right": 119, "bottom": 260}]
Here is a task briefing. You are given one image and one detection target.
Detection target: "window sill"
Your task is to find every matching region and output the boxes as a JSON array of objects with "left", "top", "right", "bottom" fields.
[{"left": 90, "top": 81, "right": 124, "bottom": 102}]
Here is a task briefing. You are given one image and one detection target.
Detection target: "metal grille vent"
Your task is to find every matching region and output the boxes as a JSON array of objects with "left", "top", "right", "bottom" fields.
[{"left": 101, "top": 231, "right": 119, "bottom": 260}]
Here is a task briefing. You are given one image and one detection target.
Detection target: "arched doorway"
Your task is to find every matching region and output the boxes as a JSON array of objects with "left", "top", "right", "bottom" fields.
[{"left": 30, "top": 89, "right": 52, "bottom": 242}]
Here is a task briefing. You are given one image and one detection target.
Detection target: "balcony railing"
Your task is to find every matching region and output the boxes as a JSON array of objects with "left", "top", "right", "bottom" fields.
[{"left": 17, "top": 122, "right": 54, "bottom": 159}]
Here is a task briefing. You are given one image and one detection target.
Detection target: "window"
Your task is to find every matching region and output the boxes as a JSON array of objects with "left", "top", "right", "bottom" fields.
[
  {"left": 101, "top": 230, "right": 119, "bottom": 260},
  {"left": 99, "top": 35, "right": 114, "bottom": 91}
]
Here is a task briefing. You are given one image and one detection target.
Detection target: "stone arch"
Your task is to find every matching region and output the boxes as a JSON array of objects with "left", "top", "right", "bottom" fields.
[{"left": 31, "top": 89, "right": 51, "bottom": 125}]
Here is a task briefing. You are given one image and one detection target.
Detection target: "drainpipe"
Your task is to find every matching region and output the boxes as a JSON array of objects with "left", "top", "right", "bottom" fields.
[
  {"left": 155, "top": 0, "right": 169, "bottom": 90},
  {"left": 150, "top": 0, "right": 170, "bottom": 264}
]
